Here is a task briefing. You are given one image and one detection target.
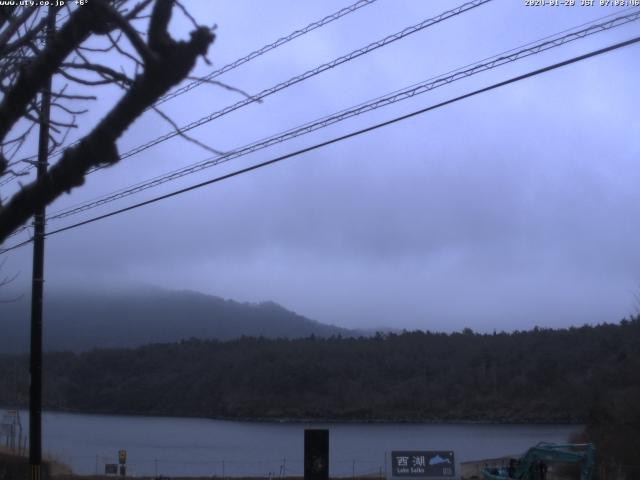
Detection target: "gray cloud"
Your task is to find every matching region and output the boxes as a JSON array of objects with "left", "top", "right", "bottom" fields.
[{"left": 2, "top": 0, "right": 640, "bottom": 331}]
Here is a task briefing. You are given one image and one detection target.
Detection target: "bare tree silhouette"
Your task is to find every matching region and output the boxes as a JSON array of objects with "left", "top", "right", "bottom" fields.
[{"left": 0, "top": 0, "right": 216, "bottom": 244}]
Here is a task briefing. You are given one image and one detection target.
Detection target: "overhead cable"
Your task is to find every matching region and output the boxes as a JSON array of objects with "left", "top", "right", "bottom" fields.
[
  {"left": 112, "top": 0, "right": 492, "bottom": 162},
  {"left": 3, "top": 33, "right": 639, "bottom": 254},
  {"left": 154, "top": 0, "right": 380, "bottom": 107},
  {"left": 43, "top": 8, "right": 640, "bottom": 223},
  {"left": 0, "top": 0, "right": 380, "bottom": 185}
]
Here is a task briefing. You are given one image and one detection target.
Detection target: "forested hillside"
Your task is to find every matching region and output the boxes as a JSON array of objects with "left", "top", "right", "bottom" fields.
[
  {"left": 1, "top": 318, "right": 638, "bottom": 463},
  {"left": 0, "top": 288, "right": 351, "bottom": 353},
  {"left": 2, "top": 318, "right": 639, "bottom": 421}
]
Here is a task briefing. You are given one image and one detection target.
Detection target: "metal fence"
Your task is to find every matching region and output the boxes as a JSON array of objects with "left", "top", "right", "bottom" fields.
[{"left": 63, "top": 455, "right": 386, "bottom": 478}]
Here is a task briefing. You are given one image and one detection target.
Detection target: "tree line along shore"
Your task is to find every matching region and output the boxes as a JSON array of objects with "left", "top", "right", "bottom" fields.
[{"left": 1, "top": 317, "right": 639, "bottom": 466}]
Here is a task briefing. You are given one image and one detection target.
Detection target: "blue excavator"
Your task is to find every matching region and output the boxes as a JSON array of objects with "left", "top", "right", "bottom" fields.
[{"left": 481, "top": 442, "right": 595, "bottom": 480}]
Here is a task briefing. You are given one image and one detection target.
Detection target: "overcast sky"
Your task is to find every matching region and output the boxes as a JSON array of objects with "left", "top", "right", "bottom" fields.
[{"left": 2, "top": 0, "right": 640, "bottom": 332}]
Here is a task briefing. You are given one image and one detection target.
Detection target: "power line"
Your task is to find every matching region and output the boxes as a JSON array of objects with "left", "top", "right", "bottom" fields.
[
  {"left": 154, "top": 0, "right": 379, "bottom": 107},
  {"left": 5, "top": 6, "right": 638, "bottom": 241},
  {"left": 2, "top": 0, "right": 488, "bottom": 190},
  {"left": 5, "top": 6, "right": 638, "bottom": 242},
  {"left": 0, "top": 0, "right": 380, "bottom": 185},
  {"left": 108, "top": 0, "right": 492, "bottom": 163},
  {"left": 41, "top": 9, "right": 640, "bottom": 223},
  {"left": 3, "top": 33, "right": 638, "bottom": 255}
]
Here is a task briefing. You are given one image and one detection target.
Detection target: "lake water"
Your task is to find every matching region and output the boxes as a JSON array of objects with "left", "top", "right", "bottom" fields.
[{"left": 16, "top": 411, "right": 580, "bottom": 477}]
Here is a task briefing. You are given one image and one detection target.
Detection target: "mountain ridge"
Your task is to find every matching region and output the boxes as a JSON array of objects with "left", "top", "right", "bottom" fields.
[{"left": 0, "top": 286, "right": 353, "bottom": 353}]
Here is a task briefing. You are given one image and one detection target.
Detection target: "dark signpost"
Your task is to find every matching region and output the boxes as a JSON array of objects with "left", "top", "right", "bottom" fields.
[
  {"left": 391, "top": 451, "right": 455, "bottom": 478},
  {"left": 304, "top": 429, "right": 329, "bottom": 480}
]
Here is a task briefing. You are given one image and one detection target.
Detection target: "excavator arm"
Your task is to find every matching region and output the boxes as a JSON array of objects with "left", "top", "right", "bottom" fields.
[{"left": 482, "top": 442, "right": 594, "bottom": 480}]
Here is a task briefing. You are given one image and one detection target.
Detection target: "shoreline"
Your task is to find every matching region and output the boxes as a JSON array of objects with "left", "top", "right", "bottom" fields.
[{"left": 3, "top": 406, "right": 585, "bottom": 426}]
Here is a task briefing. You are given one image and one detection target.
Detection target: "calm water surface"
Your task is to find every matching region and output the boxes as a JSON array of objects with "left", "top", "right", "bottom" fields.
[{"left": 18, "top": 411, "right": 580, "bottom": 477}]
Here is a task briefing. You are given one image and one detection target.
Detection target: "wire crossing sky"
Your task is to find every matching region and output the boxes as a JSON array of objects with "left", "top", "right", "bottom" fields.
[
  {"left": 2, "top": 0, "right": 639, "bottom": 333},
  {"left": 0, "top": 0, "right": 380, "bottom": 184},
  {"left": 3, "top": 34, "right": 639, "bottom": 254},
  {"left": 153, "top": 0, "right": 381, "bottom": 107},
  {"left": 111, "top": 0, "right": 493, "bottom": 164},
  {"left": 1, "top": 0, "right": 495, "bottom": 207},
  {"left": 37, "top": 8, "right": 640, "bottom": 226}
]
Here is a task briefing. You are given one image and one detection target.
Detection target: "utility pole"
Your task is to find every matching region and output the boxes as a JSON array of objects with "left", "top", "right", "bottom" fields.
[{"left": 29, "top": 6, "right": 55, "bottom": 480}]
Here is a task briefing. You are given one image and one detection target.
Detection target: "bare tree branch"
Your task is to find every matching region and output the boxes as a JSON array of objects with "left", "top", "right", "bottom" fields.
[
  {"left": 175, "top": 0, "right": 199, "bottom": 30},
  {"left": 0, "top": 1, "right": 215, "bottom": 242},
  {"left": 0, "top": 15, "right": 47, "bottom": 57},
  {"left": 186, "top": 76, "right": 260, "bottom": 102},
  {"left": 0, "top": 6, "right": 36, "bottom": 51},
  {"left": 61, "top": 62, "right": 133, "bottom": 85},
  {"left": 106, "top": 30, "right": 143, "bottom": 68},
  {"left": 96, "top": 0, "right": 158, "bottom": 64},
  {"left": 0, "top": 5, "right": 103, "bottom": 144},
  {"left": 152, "top": 105, "right": 225, "bottom": 156},
  {"left": 124, "top": 0, "right": 155, "bottom": 20}
]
